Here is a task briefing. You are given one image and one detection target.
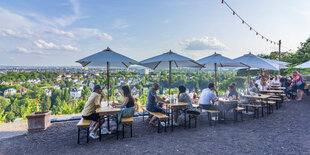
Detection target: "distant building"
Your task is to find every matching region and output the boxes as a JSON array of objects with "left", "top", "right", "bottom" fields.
[
  {"left": 70, "top": 87, "right": 82, "bottom": 98},
  {"left": 18, "top": 87, "right": 28, "bottom": 95},
  {"left": 44, "top": 89, "right": 52, "bottom": 96},
  {"left": 4, "top": 88, "right": 17, "bottom": 97},
  {"left": 139, "top": 68, "right": 149, "bottom": 75}
]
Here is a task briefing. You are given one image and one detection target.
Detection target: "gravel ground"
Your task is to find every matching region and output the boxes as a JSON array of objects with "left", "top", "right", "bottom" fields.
[{"left": 0, "top": 99, "right": 309, "bottom": 155}]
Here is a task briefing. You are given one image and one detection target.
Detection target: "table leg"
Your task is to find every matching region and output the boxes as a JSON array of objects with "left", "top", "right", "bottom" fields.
[
  {"left": 99, "top": 116, "right": 102, "bottom": 142},
  {"left": 116, "top": 114, "right": 119, "bottom": 140},
  {"left": 171, "top": 109, "right": 174, "bottom": 132},
  {"left": 184, "top": 109, "right": 187, "bottom": 129},
  {"left": 107, "top": 116, "right": 110, "bottom": 131}
]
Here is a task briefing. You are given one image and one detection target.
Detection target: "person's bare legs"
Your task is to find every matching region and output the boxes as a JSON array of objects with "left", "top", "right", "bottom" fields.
[
  {"left": 91, "top": 119, "right": 104, "bottom": 133},
  {"left": 173, "top": 109, "right": 179, "bottom": 123},
  {"left": 297, "top": 89, "right": 304, "bottom": 101}
]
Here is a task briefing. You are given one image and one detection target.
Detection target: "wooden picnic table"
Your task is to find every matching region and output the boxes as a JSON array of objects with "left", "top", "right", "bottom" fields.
[
  {"left": 165, "top": 102, "right": 188, "bottom": 131},
  {"left": 217, "top": 98, "right": 238, "bottom": 104},
  {"left": 259, "top": 90, "right": 284, "bottom": 94},
  {"left": 96, "top": 104, "right": 121, "bottom": 141},
  {"left": 270, "top": 87, "right": 285, "bottom": 90},
  {"left": 242, "top": 94, "right": 273, "bottom": 117}
]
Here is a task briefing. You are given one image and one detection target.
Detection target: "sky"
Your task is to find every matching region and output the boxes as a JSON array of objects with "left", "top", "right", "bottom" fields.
[{"left": 0, "top": 0, "right": 309, "bottom": 66}]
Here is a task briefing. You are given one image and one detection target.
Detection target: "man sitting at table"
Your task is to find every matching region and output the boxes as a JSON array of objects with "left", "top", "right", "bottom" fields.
[
  {"left": 199, "top": 83, "right": 218, "bottom": 110},
  {"left": 82, "top": 85, "right": 105, "bottom": 139},
  {"left": 146, "top": 83, "right": 169, "bottom": 126}
]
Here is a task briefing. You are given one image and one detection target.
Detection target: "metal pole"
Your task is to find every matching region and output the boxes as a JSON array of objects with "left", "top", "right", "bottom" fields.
[
  {"left": 278, "top": 40, "right": 281, "bottom": 75},
  {"left": 169, "top": 61, "right": 171, "bottom": 95},
  {"left": 107, "top": 62, "right": 110, "bottom": 106},
  {"left": 214, "top": 63, "right": 217, "bottom": 86},
  {"left": 247, "top": 67, "right": 250, "bottom": 94}
]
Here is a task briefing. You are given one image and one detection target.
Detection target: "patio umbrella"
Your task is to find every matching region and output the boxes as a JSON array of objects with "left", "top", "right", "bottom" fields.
[
  {"left": 261, "top": 58, "right": 290, "bottom": 69},
  {"left": 140, "top": 50, "right": 204, "bottom": 95},
  {"left": 197, "top": 52, "right": 248, "bottom": 86},
  {"left": 295, "top": 60, "right": 310, "bottom": 69},
  {"left": 234, "top": 52, "right": 278, "bottom": 93},
  {"left": 76, "top": 47, "right": 138, "bottom": 104}
]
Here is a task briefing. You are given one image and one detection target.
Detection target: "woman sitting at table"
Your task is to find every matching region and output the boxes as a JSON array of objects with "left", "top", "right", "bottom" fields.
[
  {"left": 225, "top": 85, "right": 239, "bottom": 100},
  {"left": 271, "top": 76, "right": 281, "bottom": 86},
  {"left": 111, "top": 85, "right": 135, "bottom": 124},
  {"left": 173, "top": 86, "right": 200, "bottom": 126}
]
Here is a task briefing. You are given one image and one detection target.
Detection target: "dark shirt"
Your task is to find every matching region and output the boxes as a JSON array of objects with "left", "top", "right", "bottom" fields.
[
  {"left": 146, "top": 88, "right": 157, "bottom": 108},
  {"left": 228, "top": 89, "right": 239, "bottom": 98},
  {"left": 126, "top": 96, "right": 135, "bottom": 108}
]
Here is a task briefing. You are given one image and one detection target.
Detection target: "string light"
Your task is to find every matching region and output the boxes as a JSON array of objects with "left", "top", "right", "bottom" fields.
[{"left": 219, "top": 0, "right": 295, "bottom": 52}]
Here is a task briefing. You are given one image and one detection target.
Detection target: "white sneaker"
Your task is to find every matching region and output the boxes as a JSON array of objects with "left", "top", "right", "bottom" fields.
[
  {"left": 101, "top": 128, "right": 111, "bottom": 135},
  {"left": 160, "top": 122, "right": 167, "bottom": 127},
  {"left": 89, "top": 132, "right": 99, "bottom": 139},
  {"left": 89, "top": 126, "right": 94, "bottom": 132},
  {"left": 173, "top": 121, "right": 179, "bottom": 126}
]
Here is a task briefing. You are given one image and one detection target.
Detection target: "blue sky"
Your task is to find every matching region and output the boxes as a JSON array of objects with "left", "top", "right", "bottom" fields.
[{"left": 0, "top": 0, "right": 309, "bottom": 66}]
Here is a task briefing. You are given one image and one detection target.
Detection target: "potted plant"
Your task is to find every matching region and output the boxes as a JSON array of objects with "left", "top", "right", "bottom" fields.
[{"left": 26, "top": 97, "right": 51, "bottom": 131}]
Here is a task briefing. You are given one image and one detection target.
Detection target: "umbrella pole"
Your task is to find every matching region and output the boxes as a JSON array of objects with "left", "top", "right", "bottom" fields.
[
  {"left": 247, "top": 67, "right": 250, "bottom": 94},
  {"left": 214, "top": 63, "right": 217, "bottom": 87},
  {"left": 169, "top": 61, "right": 171, "bottom": 95},
  {"left": 107, "top": 62, "right": 110, "bottom": 106}
]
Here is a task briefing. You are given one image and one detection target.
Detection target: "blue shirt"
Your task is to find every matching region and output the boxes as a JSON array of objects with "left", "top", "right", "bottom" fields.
[{"left": 146, "top": 88, "right": 157, "bottom": 108}]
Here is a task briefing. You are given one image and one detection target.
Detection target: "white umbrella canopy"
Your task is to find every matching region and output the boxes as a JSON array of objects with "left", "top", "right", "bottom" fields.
[
  {"left": 140, "top": 50, "right": 203, "bottom": 69},
  {"left": 76, "top": 47, "right": 138, "bottom": 67},
  {"left": 76, "top": 47, "right": 138, "bottom": 105},
  {"left": 197, "top": 52, "right": 248, "bottom": 86},
  {"left": 234, "top": 53, "right": 278, "bottom": 70},
  {"left": 140, "top": 50, "right": 203, "bottom": 94},
  {"left": 295, "top": 60, "right": 310, "bottom": 69},
  {"left": 261, "top": 58, "right": 290, "bottom": 69}
]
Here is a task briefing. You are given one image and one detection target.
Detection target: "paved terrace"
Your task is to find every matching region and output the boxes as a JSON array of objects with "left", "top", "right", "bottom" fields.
[{"left": 0, "top": 99, "right": 310, "bottom": 155}]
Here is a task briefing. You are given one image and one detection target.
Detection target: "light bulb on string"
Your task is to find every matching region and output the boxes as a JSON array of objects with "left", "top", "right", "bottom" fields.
[
  {"left": 233, "top": 12, "right": 235, "bottom": 15},
  {"left": 250, "top": 27, "right": 252, "bottom": 31},
  {"left": 266, "top": 39, "right": 268, "bottom": 42},
  {"left": 242, "top": 20, "right": 244, "bottom": 24},
  {"left": 256, "top": 32, "right": 258, "bottom": 35},
  {"left": 221, "top": 0, "right": 224, "bottom": 4},
  {"left": 262, "top": 36, "right": 264, "bottom": 39}
]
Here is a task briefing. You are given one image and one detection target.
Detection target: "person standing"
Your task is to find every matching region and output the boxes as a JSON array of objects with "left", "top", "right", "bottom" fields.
[
  {"left": 82, "top": 85, "right": 105, "bottom": 139},
  {"left": 260, "top": 71, "right": 269, "bottom": 91},
  {"left": 293, "top": 71, "right": 304, "bottom": 101}
]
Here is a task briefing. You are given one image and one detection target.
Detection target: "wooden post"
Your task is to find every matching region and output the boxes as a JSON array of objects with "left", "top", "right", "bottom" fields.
[
  {"left": 278, "top": 40, "right": 281, "bottom": 75},
  {"left": 107, "top": 62, "right": 110, "bottom": 106},
  {"left": 214, "top": 63, "right": 217, "bottom": 86},
  {"left": 169, "top": 61, "right": 171, "bottom": 95},
  {"left": 247, "top": 67, "right": 250, "bottom": 94}
]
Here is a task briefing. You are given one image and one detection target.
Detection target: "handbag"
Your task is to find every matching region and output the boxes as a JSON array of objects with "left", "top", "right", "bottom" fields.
[{"left": 296, "top": 80, "right": 303, "bottom": 86}]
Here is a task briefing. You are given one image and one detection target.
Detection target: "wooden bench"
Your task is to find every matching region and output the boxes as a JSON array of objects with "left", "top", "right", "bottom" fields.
[
  {"left": 77, "top": 118, "right": 92, "bottom": 144},
  {"left": 234, "top": 107, "right": 245, "bottom": 122},
  {"left": 206, "top": 110, "right": 219, "bottom": 126},
  {"left": 142, "top": 107, "right": 169, "bottom": 133},
  {"left": 240, "top": 104, "right": 263, "bottom": 119},
  {"left": 121, "top": 117, "right": 133, "bottom": 138}
]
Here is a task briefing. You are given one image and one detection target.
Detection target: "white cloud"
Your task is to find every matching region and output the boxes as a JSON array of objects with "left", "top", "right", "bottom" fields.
[
  {"left": 74, "top": 28, "right": 112, "bottom": 40},
  {"left": 34, "top": 39, "right": 78, "bottom": 51},
  {"left": 16, "top": 47, "right": 44, "bottom": 54},
  {"left": 50, "top": 28, "right": 75, "bottom": 38},
  {"left": 0, "top": 29, "right": 28, "bottom": 38},
  {"left": 181, "top": 37, "right": 228, "bottom": 51},
  {"left": 113, "top": 19, "right": 130, "bottom": 29}
]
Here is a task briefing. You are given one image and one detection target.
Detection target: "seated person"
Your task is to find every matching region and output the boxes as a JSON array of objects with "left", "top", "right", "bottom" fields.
[
  {"left": 82, "top": 85, "right": 105, "bottom": 139},
  {"left": 146, "top": 83, "right": 169, "bottom": 126},
  {"left": 271, "top": 76, "right": 281, "bottom": 86},
  {"left": 111, "top": 86, "right": 135, "bottom": 124},
  {"left": 225, "top": 85, "right": 239, "bottom": 100},
  {"left": 199, "top": 83, "right": 218, "bottom": 110},
  {"left": 173, "top": 86, "right": 200, "bottom": 126}
]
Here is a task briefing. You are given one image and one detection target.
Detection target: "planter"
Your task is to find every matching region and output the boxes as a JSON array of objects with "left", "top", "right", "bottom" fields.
[{"left": 26, "top": 111, "right": 51, "bottom": 131}]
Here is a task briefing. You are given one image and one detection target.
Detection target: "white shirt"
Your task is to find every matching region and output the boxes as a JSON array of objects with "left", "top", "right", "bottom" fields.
[
  {"left": 199, "top": 88, "right": 218, "bottom": 105},
  {"left": 272, "top": 79, "right": 280, "bottom": 85}
]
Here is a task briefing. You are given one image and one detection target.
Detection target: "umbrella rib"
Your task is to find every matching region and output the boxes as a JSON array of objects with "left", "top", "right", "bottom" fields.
[
  {"left": 190, "top": 60, "right": 205, "bottom": 68},
  {"left": 174, "top": 61, "right": 178, "bottom": 68},
  {"left": 83, "top": 61, "right": 91, "bottom": 67},
  {"left": 153, "top": 61, "right": 161, "bottom": 70},
  {"left": 122, "top": 62, "right": 128, "bottom": 68}
]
